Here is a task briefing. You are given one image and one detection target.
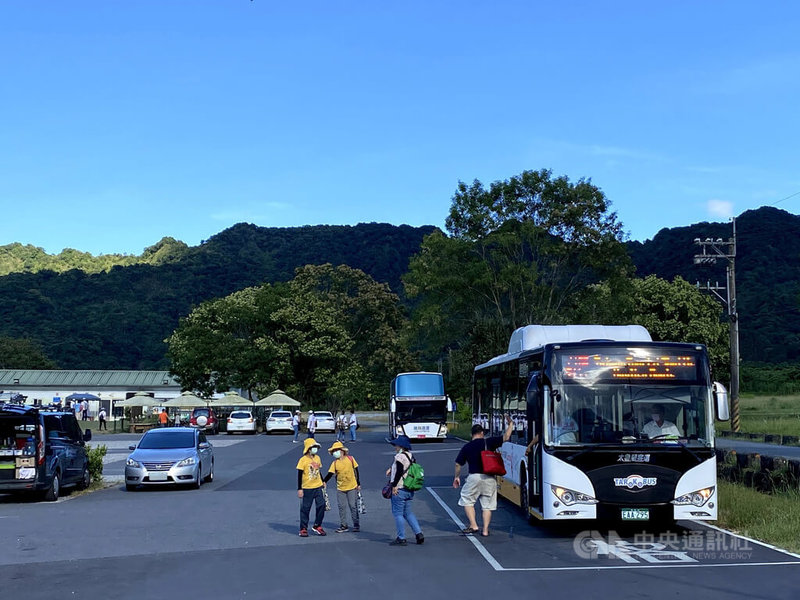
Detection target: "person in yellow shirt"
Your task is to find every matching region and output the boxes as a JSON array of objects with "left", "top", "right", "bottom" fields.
[
  {"left": 296, "top": 438, "right": 327, "bottom": 537},
  {"left": 323, "top": 441, "right": 361, "bottom": 533}
]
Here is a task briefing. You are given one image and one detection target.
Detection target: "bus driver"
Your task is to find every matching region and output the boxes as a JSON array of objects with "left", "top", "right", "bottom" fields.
[{"left": 643, "top": 404, "right": 680, "bottom": 439}]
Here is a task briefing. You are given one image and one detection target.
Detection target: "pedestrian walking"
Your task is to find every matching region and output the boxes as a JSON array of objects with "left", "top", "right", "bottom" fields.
[
  {"left": 98, "top": 407, "right": 107, "bottom": 431},
  {"left": 292, "top": 410, "right": 301, "bottom": 443},
  {"left": 336, "top": 413, "right": 347, "bottom": 441},
  {"left": 453, "top": 414, "right": 513, "bottom": 536},
  {"left": 306, "top": 410, "right": 317, "bottom": 438},
  {"left": 348, "top": 408, "right": 358, "bottom": 442},
  {"left": 81, "top": 400, "right": 89, "bottom": 421},
  {"left": 322, "top": 441, "right": 360, "bottom": 533},
  {"left": 385, "top": 435, "right": 424, "bottom": 546},
  {"left": 296, "top": 438, "right": 327, "bottom": 537},
  {"left": 158, "top": 408, "right": 169, "bottom": 427}
]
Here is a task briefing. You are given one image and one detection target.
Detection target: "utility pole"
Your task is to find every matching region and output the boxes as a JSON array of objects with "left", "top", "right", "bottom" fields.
[{"left": 693, "top": 218, "right": 740, "bottom": 431}]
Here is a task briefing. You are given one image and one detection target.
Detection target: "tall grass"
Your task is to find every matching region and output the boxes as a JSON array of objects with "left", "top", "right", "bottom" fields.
[
  {"left": 716, "top": 480, "right": 800, "bottom": 554},
  {"left": 716, "top": 394, "right": 800, "bottom": 437}
]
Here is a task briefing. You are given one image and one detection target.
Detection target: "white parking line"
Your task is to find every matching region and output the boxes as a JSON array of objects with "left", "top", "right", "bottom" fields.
[{"left": 426, "top": 487, "right": 800, "bottom": 572}]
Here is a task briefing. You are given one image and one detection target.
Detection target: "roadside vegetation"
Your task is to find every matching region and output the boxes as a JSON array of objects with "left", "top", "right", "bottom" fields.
[
  {"left": 715, "top": 394, "right": 800, "bottom": 437},
  {"left": 717, "top": 480, "right": 800, "bottom": 554}
]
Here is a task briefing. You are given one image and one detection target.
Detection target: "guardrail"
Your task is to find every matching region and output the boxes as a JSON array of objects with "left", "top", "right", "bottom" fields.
[{"left": 716, "top": 449, "right": 800, "bottom": 493}]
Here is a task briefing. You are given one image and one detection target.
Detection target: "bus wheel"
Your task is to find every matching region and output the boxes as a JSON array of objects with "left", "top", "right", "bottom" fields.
[{"left": 519, "top": 470, "right": 534, "bottom": 524}]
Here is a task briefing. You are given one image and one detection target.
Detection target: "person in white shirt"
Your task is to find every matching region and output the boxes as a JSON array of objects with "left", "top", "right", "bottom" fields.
[
  {"left": 348, "top": 409, "right": 358, "bottom": 442},
  {"left": 307, "top": 411, "right": 317, "bottom": 438},
  {"left": 643, "top": 404, "right": 680, "bottom": 439},
  {"left": 292, "top": 410, "right": 301, "bottom": 443},
  {"left": 551, "top": 411, "right": 579, "bottom": 444}
]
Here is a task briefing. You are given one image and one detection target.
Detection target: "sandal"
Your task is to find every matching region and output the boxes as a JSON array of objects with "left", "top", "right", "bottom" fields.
[
  {"left": 481, "top": 531, "right": 490, "bottom": 537},
  {"left": 460, "top": 527, "right": 479, "bottom": 534}
]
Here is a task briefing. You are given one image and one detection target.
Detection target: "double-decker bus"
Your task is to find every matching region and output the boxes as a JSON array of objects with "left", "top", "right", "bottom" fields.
[
  {"left": 389, "top": 372, "right": 453, "bottom": 441},
  {"left": 473, "top": 325, "right": 730, "bottom": 522}
]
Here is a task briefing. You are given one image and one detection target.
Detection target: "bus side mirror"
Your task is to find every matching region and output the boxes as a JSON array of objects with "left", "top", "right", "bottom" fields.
[
  {"left": 447, "top": 396, "right": 454, "bottom": 412},
  {"left": 713, "top": 382, "right": 729, "bottom": 421}
]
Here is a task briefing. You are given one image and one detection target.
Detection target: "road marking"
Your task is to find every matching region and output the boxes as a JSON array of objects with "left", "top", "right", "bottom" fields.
[
  {"left": 426, "top": 486, "right": 800, "bottom": 572},
  {"left": 426, "top": 487, "right": 504, "bottom": 571},
  {"left": 696, "top": 521, "right": 800, "bottom": 560}
]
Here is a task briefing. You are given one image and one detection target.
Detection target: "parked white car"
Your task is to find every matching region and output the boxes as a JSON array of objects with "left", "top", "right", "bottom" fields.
[
  {"left": 265, "top": 410, "right": 294, "bottom": 434},
  {"left": 313, "top": 411, "right": 336, "bottom": 433},
  {"left": 227, "top": 411, "right": 256, "bottom": 434}
]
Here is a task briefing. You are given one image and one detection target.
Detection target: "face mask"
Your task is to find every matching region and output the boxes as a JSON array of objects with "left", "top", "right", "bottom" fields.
[
  {"left": 310, "top": 447, "right": 318, "bottom": 455},
  {"left": 332, "top": 450, "right": 342, "bottom": 459},
  {"left": 652, "top": 414, "right": 660, "bottom": 423}
]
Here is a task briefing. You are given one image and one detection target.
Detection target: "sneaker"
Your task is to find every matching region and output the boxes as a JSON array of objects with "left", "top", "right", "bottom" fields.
[
  {"left": 389, "top": 537, "right": 407, "bottom": 546},
  {"left": 352, "top": 526, "right": 360, "bottom": 532},
  {"left": 312, "top": 525, "right": 327, "bottom": 536},
  {"left": 299, "top": 528, "right": 308, "bottom": 537},
  {"left": 335, "top": 525, "right": 349, "bottom": 533},
  {"left": 416, "top": 533, "right": 425, "bottom": 545}
]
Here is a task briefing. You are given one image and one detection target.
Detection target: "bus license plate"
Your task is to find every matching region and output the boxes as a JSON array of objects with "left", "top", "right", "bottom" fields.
[{"left": 621, "top": 508, "right": 649, "bottom": 521}]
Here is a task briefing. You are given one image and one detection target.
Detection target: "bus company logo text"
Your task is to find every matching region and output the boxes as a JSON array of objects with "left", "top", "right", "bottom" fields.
[
  {"left": 614, "top": 474, "right": 657, "bottom": 489},
  {"left": 618, "top": 453, "right": 650, "bottom": 463}
]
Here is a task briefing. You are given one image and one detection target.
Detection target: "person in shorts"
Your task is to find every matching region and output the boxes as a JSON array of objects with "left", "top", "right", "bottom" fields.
[{"left": 453, "top": 414, "right": 513, "bottom": 536}]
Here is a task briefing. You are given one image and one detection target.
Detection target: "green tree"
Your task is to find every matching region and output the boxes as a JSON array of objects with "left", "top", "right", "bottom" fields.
[
  {"left": 166, "top": 284, "right": 288, "bottom": 397},
  {"left": 0, "top": 337, "right": 58, "bottom": 369},
  {"left": 405, "top": 169, "right": 631, "bottom": 398}
]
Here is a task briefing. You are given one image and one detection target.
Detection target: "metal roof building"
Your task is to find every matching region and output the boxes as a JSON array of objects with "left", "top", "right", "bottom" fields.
[{"left": 0, "top": 369, "right": 182, "bottom": 406}]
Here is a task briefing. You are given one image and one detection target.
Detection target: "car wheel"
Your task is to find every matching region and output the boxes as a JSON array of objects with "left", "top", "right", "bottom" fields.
[
  {"left": 78, "top": 464, "right": 91, "bottom": 490},
  {"left": 204, "top": 460, "right": 214, "bottom": 483},
  {"left": 44, "top": 472, "right": 60, "bottom": 502},
  {"left": 192, "top": 465, "right": 202, "bottom": 489}
]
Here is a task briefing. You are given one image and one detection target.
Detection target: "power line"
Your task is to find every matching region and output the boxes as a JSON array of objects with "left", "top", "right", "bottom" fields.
[{"left": 772, "top": 189, "right": 800, "bottom": 206}]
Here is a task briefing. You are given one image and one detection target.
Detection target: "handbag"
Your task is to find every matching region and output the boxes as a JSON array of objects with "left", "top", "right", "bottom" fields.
[
  {"left": 321, "top": 486, "right": 331, "bottom": 511},
  {"left": 381, "top": 482, "right": 393, "bottom": 499},
  {"left": 357, "top": 490, "right": 366, "bottom": 514},
  {"left": 480, "top": 440, "right": 506, "bottom": 476}
]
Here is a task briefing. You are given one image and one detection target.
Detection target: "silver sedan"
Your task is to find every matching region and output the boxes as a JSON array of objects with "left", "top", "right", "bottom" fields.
[{"left": 124, "top": 427, "right": 214, "bottom": 491}]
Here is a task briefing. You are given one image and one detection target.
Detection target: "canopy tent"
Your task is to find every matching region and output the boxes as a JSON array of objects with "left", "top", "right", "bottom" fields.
[
  {"left": 65, "top": 392, "right": 100, "bottom": 401},
  {"left": 163, "top": 391, "right": 211, "bottom": 408},
  {"left": 208, "top": 391, "right": 252, "bottom": 407},
  {"left": 253, "top": 389, "right": 301, "bottom": 407},
  {"left": 116, "top": 393, "right": 158, "bottom": 408}
]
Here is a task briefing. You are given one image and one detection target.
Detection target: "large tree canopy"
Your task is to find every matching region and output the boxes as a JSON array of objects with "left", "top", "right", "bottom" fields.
[
  {"left": 166, "top": 264, "right": 414, "bottom": 410},
  {"left": 406, "top": 169, "right": 632, "bottom": 398}
]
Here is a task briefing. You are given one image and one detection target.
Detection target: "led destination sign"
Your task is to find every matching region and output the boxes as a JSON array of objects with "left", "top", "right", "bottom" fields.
[{"left": 561, "top": 352, "right": 699, "bottom": 382}]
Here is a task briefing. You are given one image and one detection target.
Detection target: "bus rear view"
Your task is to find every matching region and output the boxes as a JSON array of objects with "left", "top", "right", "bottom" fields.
[{"left": 390, "top": 372, "right": 451, "bottom": 441}]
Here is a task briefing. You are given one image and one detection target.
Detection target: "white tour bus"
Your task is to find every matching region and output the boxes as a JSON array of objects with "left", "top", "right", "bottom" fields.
[
  {"left": 389, "top": 372, "right": 453, "bottom": 441},
  {"left": 473, "top": 325, "right": 730, "bottom": 522}
]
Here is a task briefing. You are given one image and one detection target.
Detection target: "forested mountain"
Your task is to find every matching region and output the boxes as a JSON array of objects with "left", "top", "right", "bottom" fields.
[
  {"left": 628, "top": 206, "right": 800, "bottom": 363},
  {"left": 0, "top": 222, "right": 436, "bottom": 370}
]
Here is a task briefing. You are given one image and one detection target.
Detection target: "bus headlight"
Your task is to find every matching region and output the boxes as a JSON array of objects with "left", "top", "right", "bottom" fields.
[
  {"left": 551, "top": 485, "right": 598, "bottom": 506},
  {"left": 672, "top": 487, "right": 714, "bottom": 507}
]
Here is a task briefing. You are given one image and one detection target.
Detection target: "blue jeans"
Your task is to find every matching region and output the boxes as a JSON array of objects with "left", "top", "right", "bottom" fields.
[
  {"left": 293, "top": 425, "right": 299, "bottom": 441},
  {"left": 390, "top": 489, "right": 422, "bottom": 540},
  {"left": 300, "top": 487, "right": 326, "bottom": 530},
  {"left": 349, "top": 424, "right": 357, "bottom": 441}
]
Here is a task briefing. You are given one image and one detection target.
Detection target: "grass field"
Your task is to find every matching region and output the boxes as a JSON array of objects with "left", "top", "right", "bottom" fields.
[
  {"left": 716, "top": 480, "right": 800, "bottom": 554},
  {"left": 716, "top": 393, "right": 800, "bottom": 437}
]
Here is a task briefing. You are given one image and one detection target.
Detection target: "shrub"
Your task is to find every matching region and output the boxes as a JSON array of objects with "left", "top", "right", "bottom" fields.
[{"left": 87, "top": 444, "right": 107, "bottom": 481}]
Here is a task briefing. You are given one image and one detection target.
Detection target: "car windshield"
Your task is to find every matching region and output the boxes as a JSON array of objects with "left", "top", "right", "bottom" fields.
[
  {"left": 138, "top": 431, "right": 195, "bottom": 449},
  {"left": 270, "top": 412, "right": 291, "bottom": 418},
  {"left": 230, "top": 412, "right": 251, "bottom": 419}
]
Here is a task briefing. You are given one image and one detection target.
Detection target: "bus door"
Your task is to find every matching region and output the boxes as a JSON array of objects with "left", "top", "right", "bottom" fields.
[{"left": 524, "top": 372, "right": 543, "bottom": 516}]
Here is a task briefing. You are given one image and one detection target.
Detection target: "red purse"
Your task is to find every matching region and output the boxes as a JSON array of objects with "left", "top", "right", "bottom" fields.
[{"left": 480, "top": 440, "right": 506, "bottom": 476}]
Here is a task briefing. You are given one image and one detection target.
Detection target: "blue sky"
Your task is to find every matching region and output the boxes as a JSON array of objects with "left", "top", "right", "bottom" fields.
[{"left": 2, "top": 1, "right": 799, "bottom": 255}]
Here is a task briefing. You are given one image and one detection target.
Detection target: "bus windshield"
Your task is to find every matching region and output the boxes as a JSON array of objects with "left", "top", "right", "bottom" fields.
[
  {"left": 394, "top": 400, "right": 447, "bottom": 424},
  {"left": 547, "top": 346, "right": 711, "bottom": 447},
  {"left": 395, "top": 373, "right": 444, "bottom": 397}
]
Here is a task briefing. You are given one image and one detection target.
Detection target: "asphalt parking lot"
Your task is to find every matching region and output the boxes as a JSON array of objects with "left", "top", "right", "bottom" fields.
[{"left": 1, "top": 425, "right": 798, "bottom": 599}]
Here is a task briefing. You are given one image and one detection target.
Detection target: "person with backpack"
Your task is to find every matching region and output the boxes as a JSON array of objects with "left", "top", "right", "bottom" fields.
[
  {"left": 453, "top": 414, "right": 513, "bottom": 537},
  {"left": 385, "top": 435, "right": 424, "bottom": 546},
  {"left": 322, "top": 441, "right": 361, "bottom": 533}
]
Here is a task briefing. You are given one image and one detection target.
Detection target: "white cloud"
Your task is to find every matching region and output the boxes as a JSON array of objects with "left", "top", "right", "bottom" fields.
[{"left": 707, "top": 199, "right": 734, "bottom": 219}]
